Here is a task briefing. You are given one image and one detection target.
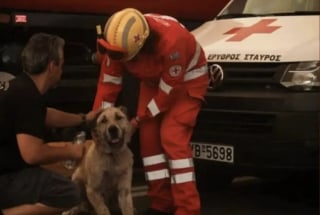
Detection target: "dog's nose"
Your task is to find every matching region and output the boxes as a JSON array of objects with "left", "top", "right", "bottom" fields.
[{"left": 108, "top": 125, "right": 119, "bottom": 138}]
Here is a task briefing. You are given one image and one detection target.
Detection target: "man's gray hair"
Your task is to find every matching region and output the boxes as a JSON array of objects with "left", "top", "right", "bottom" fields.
[{"left": 21, "top": 33, "right": 65, "bottom": 75}]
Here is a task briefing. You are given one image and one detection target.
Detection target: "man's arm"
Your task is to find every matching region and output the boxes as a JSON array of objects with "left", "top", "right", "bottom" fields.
[
  {"left": 16, "top": 133, "right": 84, "bottom": 165},
  {"left": 45, "top": 107, "right": 98, "bottom": 128}
]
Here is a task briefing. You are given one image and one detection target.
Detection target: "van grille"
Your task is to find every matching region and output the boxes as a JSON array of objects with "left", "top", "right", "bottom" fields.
[
  {"left": 193, "top": 62, "right": 286, "bottom": 140},
  {"left": 211, "top": 62, "right": 286, "bottom": 90},
  {"left": 193, "top": 110, "right": 275, "bottom": 140}
]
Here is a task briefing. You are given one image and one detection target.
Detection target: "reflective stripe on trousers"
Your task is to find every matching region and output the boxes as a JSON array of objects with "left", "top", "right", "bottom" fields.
[{"left": 139, "top": 84, "right": 201, "bottom": 215}]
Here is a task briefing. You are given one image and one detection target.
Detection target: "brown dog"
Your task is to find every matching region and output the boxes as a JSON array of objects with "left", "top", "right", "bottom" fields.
[{"left": 63, "top": 106, "right": 135, "bottom": 215}]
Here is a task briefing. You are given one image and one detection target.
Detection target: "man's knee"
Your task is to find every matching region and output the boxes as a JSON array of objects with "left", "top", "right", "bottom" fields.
[{"left": 41, "top": 173, "right": 82, "bottom": 209}]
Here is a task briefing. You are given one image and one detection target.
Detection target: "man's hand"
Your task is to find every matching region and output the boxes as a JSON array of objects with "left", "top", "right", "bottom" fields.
[{"left": 84, "top": 109, "right": 101, "bottom": 125}]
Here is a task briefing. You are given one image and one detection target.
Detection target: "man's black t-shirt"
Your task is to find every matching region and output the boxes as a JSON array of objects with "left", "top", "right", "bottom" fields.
[{"left": 0, "top": 73, "right": 46, "bottom": 174}]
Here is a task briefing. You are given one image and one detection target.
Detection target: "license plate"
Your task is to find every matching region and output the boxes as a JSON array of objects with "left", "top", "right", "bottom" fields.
[{"left": 191, "top": 142, "right": 234, "bottom": 163}]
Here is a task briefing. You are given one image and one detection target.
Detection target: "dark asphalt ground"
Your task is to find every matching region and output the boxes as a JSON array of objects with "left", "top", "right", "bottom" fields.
[{"left": 132, "top": 171, "right": 318, "bottom": 215}]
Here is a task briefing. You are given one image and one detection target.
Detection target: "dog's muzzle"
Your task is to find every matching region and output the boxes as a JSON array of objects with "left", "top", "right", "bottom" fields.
[{"left": 107, "top": 125, "right": 122, "bottom": 145}]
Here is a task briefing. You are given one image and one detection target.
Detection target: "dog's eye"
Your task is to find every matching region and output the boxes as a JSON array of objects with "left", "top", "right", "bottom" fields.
[
  {"left": 100, "top": 116, "right": 108, "bottom": 124},
  {"left": 115, "top": 113, "right": 124, "bottom": 121}
]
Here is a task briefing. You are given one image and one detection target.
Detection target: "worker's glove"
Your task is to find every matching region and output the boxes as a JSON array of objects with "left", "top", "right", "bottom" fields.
[
  {"left": 130, "top": 108, "right": 153, "bottom": 133},
  {"left": 131, "top": 116, "right": 140, "bottom": 128},
  {"left": 130, "top": 116, "right": 140, "bottom": 136}
]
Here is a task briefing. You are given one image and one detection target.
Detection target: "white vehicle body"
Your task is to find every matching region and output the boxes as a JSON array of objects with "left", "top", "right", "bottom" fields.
[
  {"left": 193, "top": 16, "right": 319, "bottom": 63},
  {"left": 190, "top": 0, "right": 319, "bottom": 184}
]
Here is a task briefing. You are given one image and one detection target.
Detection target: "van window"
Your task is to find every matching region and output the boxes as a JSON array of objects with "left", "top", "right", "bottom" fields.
[
  {"left": 244, "top": 0, "right": 319, "bottom": 13},
  {"left": 223, "top": 0, "right": 319, "bottom": 15}
]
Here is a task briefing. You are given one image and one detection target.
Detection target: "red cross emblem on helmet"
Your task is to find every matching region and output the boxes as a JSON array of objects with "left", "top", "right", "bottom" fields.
[{"left": 134, "top": 34, "right": 141, "bottom": 43}]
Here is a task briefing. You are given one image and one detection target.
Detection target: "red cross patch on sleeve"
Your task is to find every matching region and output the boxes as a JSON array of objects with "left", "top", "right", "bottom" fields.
[{"left": 169, "top": 65, "right": 182, "bottom": 77}]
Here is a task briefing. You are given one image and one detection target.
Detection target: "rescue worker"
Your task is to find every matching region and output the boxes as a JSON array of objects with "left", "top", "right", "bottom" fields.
[{"left": 93, "top": 8, "right": 209, "bottom": 215}]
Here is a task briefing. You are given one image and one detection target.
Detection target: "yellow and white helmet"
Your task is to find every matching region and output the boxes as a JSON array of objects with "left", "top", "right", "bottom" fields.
[{"left": 98, "top": 8, "right": 150, "bottom": 61}]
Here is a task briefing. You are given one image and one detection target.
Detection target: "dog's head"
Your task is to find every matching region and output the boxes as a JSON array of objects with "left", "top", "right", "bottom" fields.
[{"left": 91, "top": 106, "right": 132, "bottom": 153}]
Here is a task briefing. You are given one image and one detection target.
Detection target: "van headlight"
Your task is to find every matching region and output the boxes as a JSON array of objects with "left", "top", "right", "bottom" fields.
[{"left": 280, "top": 61, "right": 320, "bottom": 91}]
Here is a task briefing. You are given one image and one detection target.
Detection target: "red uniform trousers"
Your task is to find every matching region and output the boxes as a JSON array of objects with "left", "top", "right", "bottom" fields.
[{"left": 138, "top": 82, "right": 201, "bottom": 215}]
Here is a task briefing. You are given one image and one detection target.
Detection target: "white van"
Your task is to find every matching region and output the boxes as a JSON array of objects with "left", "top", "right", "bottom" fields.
[{"left": 191, "top": 0, "right": 319, "bottom": 187}]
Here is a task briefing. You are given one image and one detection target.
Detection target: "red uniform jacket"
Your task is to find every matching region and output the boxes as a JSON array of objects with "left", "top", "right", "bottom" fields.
[{"left": 93, "top": 14, "right": 209, "bottom": 119}]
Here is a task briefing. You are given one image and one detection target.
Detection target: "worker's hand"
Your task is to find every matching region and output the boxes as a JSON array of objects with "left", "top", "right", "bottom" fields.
[
  {"left": 130, "top": 117, "right": 140, "bottom": 136},
  {"left": 130, "top": 110, "right": 153, "bottom": 135}
]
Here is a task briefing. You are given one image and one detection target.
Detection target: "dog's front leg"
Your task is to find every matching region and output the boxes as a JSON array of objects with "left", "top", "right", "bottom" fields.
[
  {"left": 118, "top": 169, "right": 134, "bottom": 215},
  {"left": 86, "top": 186, "right": 111, "bottom": 215},
  {"left": 118, "top": 188, "right": 134, "bottom": 215}
]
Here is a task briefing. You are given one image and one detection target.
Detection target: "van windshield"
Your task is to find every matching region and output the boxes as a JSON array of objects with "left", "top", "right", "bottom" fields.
[{"left": 218, "top": 0, "right": 320, "bottom": 18}]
